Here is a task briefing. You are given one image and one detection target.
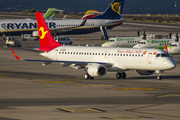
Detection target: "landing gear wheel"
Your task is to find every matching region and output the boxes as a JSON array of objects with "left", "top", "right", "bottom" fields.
[
  {"left": 157, "top": 76, "right": 162, "bottom": 80},
  {"left": 116, "top": 72, "right": 122, "bottom": 79},
  {"left": 84, "top": 73, "right": 90, "bottom": 80},
  {"left": 90, "top": 77, "right": 94, "bottom": 80},
  {"left": 122, "top": 72, "right": 126, "bottom": 79}
]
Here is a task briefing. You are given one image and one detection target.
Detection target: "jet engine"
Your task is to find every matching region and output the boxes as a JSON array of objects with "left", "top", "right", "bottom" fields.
[
  {"left": 87, "top": 65, "right": 107, "bottom": 77},
  {"left": 136, "top": 70, "right": 155, "bottom": 75}
]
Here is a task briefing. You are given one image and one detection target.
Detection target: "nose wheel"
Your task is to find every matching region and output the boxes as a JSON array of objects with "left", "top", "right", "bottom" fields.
[
  {"left": 156, "top": 70, "right": 163, "bottom": 80},
  {"left": 116, "top": 72, "right": 126, "bottom": 79},
  {"left": 157, "top": 75, "right": 162, "bottom": 80}
]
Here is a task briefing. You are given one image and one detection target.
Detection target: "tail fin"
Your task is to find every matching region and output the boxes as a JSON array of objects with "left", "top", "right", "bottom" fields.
[
  {"left": 36, "top": 12, "right": 61, "bottom": 51},
  {"left": 93, "top": 0, "right": 125, "bottom": 19},
  {"left": 43, "top": 8, "right": 64, "bottom": 20}
]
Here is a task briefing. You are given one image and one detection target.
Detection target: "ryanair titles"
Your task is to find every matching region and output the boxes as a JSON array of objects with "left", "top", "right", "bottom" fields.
[{"left": 1, "top": 22, "right": 56, "bottom": 30}]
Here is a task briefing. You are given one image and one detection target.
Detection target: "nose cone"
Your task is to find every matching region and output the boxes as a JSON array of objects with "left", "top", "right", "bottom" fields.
[
  {"left": 102, "top": 41, "right": 110, "bottom": 47},
  {"left": 133, "top": 44, "right": 140, "bottom": 48},
  {"left": 164, "top": 58, "right": 176, "bottom": 70}
]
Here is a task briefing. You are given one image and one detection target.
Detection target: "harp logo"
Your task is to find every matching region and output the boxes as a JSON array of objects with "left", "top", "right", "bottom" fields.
[
  {"left": 39, "top": 27, "right": 48, "bottom": 39},
  {"left": 111, "top": 2, "right": 121, "bottom": 15}
]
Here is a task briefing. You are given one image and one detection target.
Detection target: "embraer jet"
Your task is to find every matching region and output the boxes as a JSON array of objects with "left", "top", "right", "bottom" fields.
[
  {"left": 0, "top": 0, "right": 125, "bottom": 38},
  {"left": 10, "top": 12, "right": 176, "bottom": 80}
]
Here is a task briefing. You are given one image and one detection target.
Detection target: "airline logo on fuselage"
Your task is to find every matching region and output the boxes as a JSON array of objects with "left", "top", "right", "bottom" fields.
[
  {"left": 111, "top": 2, "right": 121, "bottom": 15},
  {"left": 0, "top": 22, "right": 56, "bottom": 30},
  {"left": 39, "top": 27, "right": 48, "bottom": 39},
  {"left": 147, "top": 40, "right": 170, "bottom": 44}
]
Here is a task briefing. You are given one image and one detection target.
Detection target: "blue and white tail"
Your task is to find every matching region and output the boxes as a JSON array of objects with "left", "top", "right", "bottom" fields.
[{"left": 93, "top": 0, "right": 125, "bottom": 19}]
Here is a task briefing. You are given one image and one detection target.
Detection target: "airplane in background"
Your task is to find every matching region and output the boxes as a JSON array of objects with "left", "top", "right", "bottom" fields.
[
  {"left": 165, "top": 42, "right": 180, "bottom": 55},
  {"left": 0, "top": 0, "right": 125, "bottom": 40},
  {"left": 102, "top": 32, "right": 177, "bottom": 47},
  {"left": 0, "top": 8, "right": 63, "bottom": 37},
  {"left": 10, "top": 12, "right": 176, "bottom": 80}
]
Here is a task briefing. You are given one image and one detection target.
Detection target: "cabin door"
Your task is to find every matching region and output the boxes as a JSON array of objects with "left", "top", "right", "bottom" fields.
[
  {"left": 54, "top": 49, "right": 58, "bottom": 60},
  {"left": 147, "top": 53, "right": 152, "bottom": 64}
]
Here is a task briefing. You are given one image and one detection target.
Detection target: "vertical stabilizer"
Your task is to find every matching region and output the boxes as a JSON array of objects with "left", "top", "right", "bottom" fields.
[
  {"left": 93, "top": 0, "right": 125, "bottom": 19},
  {"left": 36, "top": 12, "right": 61, "bottom": 50}
]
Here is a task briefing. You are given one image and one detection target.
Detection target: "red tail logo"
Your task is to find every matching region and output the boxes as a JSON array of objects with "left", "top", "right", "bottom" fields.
[
  {"left": 39, "top": 27, "right": 48, "bottom": 39},
  {"left": 36, "top": 12, "right": 61, "bottom": 51}
]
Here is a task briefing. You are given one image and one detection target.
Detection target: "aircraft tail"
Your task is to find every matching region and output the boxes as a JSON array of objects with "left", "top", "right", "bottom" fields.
[
  {"left": 36, "top": 12, "right": 61, "bottom": 51},
  {"left": 93, "top": 0, "right": 125, "bottom": 19}
]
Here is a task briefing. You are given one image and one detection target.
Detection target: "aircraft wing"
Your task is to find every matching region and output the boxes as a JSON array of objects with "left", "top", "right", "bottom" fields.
[
  {"left": 50, "top": 17, "right": 87, "bottom": 33},
  {"left": 11, "top": 48, "right": 112, "bottom": 67}
]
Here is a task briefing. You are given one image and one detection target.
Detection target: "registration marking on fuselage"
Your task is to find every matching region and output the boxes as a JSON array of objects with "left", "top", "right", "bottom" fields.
[{"left": 36, "top": 81, "right": 78, "bottom": 83}]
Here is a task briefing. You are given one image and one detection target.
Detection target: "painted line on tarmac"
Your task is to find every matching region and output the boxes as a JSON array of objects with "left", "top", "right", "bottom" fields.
[
  {"left": 101, "top": 116, "right": 150, "bottom": 119},
  {"left": 127, "top": 100, "right": 180, "bottom": 118},
  {"left": 109, "top": 88, "right": 161, "bottom": 91},
  {"left": 36, "top": 81, "right": 78, "bottom": 83},
  {"left": 68, "top": 84, "right": 117, "bottom": 87},
  {"left": 57, "top": 108, "right": 105, "bottom": 113},
  {"left": 0, "top": 75, "right": 9, "bottom": 77},
  {"left": 158, "top": 94, "right": 180, "bottom": 97},
  {"left": 123, "top": 22, "right": 180, "bottom": 28}
]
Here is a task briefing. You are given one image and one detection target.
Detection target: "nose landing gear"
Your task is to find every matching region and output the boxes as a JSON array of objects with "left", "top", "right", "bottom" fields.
[{"left": 156, "top": 70, "right": 164, "bottom": 80}]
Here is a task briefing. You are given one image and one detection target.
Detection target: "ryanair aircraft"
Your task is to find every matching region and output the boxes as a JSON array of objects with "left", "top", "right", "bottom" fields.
[{"left": 0, "top": 0, "right": 125, "bottom": 37}]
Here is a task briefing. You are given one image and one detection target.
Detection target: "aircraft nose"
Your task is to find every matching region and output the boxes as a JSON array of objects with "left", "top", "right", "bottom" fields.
[
  {"left": 133, "top": 45, "right": 140, "bottom": 48},
  {"left": 163, "top": 58, "right": 176, "bottom": 70}
]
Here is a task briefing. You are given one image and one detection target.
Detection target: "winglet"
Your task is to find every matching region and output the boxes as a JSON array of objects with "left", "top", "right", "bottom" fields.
[
  {"left": 165, "top": 43, "right": 169, "bottom": 53},
  {"left": 80, "top": 17, "right": 87, "bottom": 26},
  {"left": 10, "top": 48, "right": 21, "bottom": 60}
]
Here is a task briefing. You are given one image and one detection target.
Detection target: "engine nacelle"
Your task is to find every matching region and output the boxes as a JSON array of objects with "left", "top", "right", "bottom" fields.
[
  {"left": 87, "top": 65, "right": 107, "bottom": 77},
  {"left": 136, "top": 70, "right": 155, "bottom": 75}
]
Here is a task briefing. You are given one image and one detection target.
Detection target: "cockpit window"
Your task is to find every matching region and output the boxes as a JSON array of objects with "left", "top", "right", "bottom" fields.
[
  {"left": 109, "top": 40, "right": 115, "bottom": 42},
  {"left": 156, "top": 53, "right": 171, "bottom": 57},
  {"left": 170, "top": 44, "right": 177, "bottom": 47},
  {"left": 139, "top": 42, "right": 146, "bottom": 44},
  {"left": 161, "top": 53, "right": 171, "bottom": 57},
  {"left": 156, "top": 54, "right": 160, "bottom": 57}
]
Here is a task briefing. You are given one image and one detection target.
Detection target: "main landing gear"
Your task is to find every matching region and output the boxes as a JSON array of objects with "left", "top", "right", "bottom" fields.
[
  {"left": 84, "top": 73, "right": 94, "bottom": 80},
  {"left": 116, "top": 72, "right": 126, "bottom": 79}
]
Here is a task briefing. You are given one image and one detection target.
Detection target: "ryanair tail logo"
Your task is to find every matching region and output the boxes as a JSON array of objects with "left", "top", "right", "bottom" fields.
[
  {"left": 39, "top": 27, "right": 48, "bottom": 39},
  {"left": 111, "top": 2, "right": 121, "bottom": 15}
]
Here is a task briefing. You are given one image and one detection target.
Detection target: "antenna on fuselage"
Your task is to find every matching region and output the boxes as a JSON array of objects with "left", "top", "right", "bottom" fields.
[
  {"left": 169, "top": 32, "right": 172, "bottom": 39},
  {"left": 143, "top": 30, "right": 146, "bottom": 40},
  {"left": 137, "top": 30, "right": 140, "bottom": 37},
  {"left": 176, "top": 31, "right": 179, "bottom": 42}
]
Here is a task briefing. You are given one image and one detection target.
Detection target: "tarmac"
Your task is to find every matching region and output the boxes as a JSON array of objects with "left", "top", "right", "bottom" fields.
[{"left": 0, "top": 14, "right": 180, "bottom": 120}]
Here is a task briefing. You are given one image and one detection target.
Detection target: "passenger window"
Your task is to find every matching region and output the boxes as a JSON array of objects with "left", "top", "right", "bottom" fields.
[
  {"left": 156, "top": 54, "right": 160, "bottom": 57},
  {"left": 129, "top": 54, "right": 131, "bottom": 56},
  {"left": 126, "top": 54, "right": 128, "bottom": 56}
]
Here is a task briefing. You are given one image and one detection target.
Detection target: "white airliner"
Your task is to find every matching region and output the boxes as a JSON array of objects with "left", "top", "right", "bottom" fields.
[
  {"left": 0, "top": 0, "right": 125, "bottom": 39},
  {"left": 10, "top": 12, "right": 176, "bottom": 80},
  {"left": 102, "top": 32, "right": 176, "bottom": 47},
  {"left": 166, "top": 42, "right": 180, "bottom": 55}
]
